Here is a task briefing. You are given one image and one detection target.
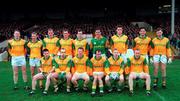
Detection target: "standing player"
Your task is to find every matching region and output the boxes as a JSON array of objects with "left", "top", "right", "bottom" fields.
[
  {"left": 71, "top": 47, "right": 91, "bottom": 91},
  {"left": 29, "top": 49, "right": 54, "bottom": 95},
  {"left": 150, "top": 28, "right": 172, "bottom": 89},
  {"left": 105, "top": 49, "right": 124, "bottom": 93},
  {"left": 90, "top": 28, "right": 109, "bottom": 57},
  {"left": 27, "top": 32, "right": 42, "bottom": 79},
  {"left": 8, "top": 30, "right": 29, "bottom": 90},
  {"left": 73, "top": 29, "right": 89, "bottom": 56},
  {"left": 46, "top": 48, "right": 72, "bottom": 93},
  {"left": 42, "top": 28, "right": 60, "bottom": 57},
  {"left": 110, "top": 25, "right": 128, "bottom": 63},
  {"left": 59, "top": 29, "right": 74, "bottom": 58},
  {"left": 126, "top": 49, "right": 151, "bottom": 96},
  {"left": 90, "top": 50, "right": 106, "bottom": 96},
  {"left": 132, "top": 27, "right": 151, "bottom": 64}
]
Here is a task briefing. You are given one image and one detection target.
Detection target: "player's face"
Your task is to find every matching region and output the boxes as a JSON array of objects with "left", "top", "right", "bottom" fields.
[
  {"left": 113, "top": 50, "right": 119, "bottom": 58},
  {"left": 48, "top": 30, "right": 54, "bottom": 38},
  {"left": 14, "top": 31, "right": 20, "bottom": 40},
  {"left": 78, "top": 49, "right": 83, "bottom": 57},
  {"left": 96, "top": 51, "right": 101, "bottom": 59},
  {"left": 31, "top": 34, "right": 37, "bottom": 41},
  {"left": 43, "top": 51, "right": 49, "bottom": 59},
  {"left": 95, "top": 30, "right": 101, "bottom": 38},
  {"left": 63, "top": 31, "right": 69, "bottom": 39},
  {"left": 139, "top": 29, "right": 146, "bottom": 36},
  {"left": 77, "top": 31, "right": 83, "bottom": 39},
  {"left": 116, "top": 27, "right": 123, "bottom": 35},
  {"left": 134, "top": 50, "right": 140, "bottom": 58},
  {"left": 60, "top": 51, "right": 66, "bottom": 58},
  {"left": 156, "top": 30, "right": 163, "bottom": 37}
]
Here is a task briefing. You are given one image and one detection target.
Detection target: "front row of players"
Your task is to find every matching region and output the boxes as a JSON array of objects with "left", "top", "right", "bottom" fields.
[{"left": 29, "top": 47, "right": 151, "bottom": 96}]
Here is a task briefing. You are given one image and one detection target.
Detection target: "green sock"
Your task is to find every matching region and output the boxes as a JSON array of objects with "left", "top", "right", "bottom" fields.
[
  {"left": 92, "top": 88, "right": 96, "bottom": 93},
  {"left": 99, "top": 87, "right": 103, "bottom": 92},
  {"left": 24, "top": 82, "right": 28, "bottom": 86},
  {"left": 153, "top": 77, "right": 158, "bottom": 84},
  {"left": 14, "top": 83, "right": 18, "bottom": 87}
]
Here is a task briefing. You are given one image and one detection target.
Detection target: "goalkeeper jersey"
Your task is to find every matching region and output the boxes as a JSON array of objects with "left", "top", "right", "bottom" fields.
[{"left": 90, "top": 37, "right": 108, "bottom": 54}]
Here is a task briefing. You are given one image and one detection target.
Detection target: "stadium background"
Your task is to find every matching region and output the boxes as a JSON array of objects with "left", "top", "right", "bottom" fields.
[{"left": 0, "top": 0, "right": 180, "bottom": 101}]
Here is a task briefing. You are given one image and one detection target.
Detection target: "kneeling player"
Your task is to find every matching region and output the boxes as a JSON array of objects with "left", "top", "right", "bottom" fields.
[
  {"left": 48, "top": 48, "right": 72, "bottom": 93},
  {"left": 90, "top": 50, "right": 106, "bottom": 96},
  {"left": 127, "top": 49, "right": 151, "bottom": 96},
  {"left": 29, "top": 49, "right": 54, "bottom": 95},
  {"left": 105, "top": 49, "right": 124, "bottom": 93},
  {"left": 71, "top": 47, "right": 91, "bottom": 91}
]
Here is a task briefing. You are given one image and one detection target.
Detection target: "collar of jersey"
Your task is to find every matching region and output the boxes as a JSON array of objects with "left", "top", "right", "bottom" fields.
[
  {"left": 112, "top": 56, "right": 120, "bottom": 61},
  {"left": 116, "top": 33, "right": 124, "bottom": 37},
  {"left": 139, "top": 35, "right": 147, "bottom": 39},
  {"left": 43, "top": 56, "right": 50, "bottom": 60},
  {"left": 58, "top": 55, "right": 67, "bottom": 60},
  {"left": 156, "top": 35, "right": 164, "bottom": 40},
  {"left": 95, "top": 56, "right": 102, "bottom": 60},
  {"left": 76, "top": 55, "right": 84, "bottom": 59},
  {"left": 13, "top": 38, "right": 21, "bottom": 41}
]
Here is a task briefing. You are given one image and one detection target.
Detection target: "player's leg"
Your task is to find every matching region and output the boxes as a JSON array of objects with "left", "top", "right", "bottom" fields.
[
  {"left": 66, "top": 72, "right": 72, "bottom": 93},
  {"left": 91, "top": 74, "right": 98, "bottom": 96},
  {"left": 160, "top": 55, "right": 167, "bottom": 88},
  {"left": 97, "top": 73, "right": 104, "bottom": 94},
  {"left": 21, "top": 65, "right": 29, "bottom": 89},
  {"left": 50, "top": 72, "right": 59, "bottom": 93},
  {"left": 153, "top": 55, "right": 160, "bottom": 89},
  {"left": 140, "top": 73, "right": 151, "bottom": 96},
  {"left": 38, "top": 68, "right": 43, "bottom": 89},
  {"left": 82, "top": 73, "right": 90, "bottom": 91},
  {"left": 117, "top": 74, "right": 124, "bottom": 92},
  {"left": 71, "top": 73, "right": 79, "bottom": 91},
  {"left": 30, "top": 66, "right": 35, "bottom": 79},
  {"left": 105, "top": 75, "right": 112, "bottom": 92},
  {"left": 43, "top": 73, "right": 52, "bottom": 95},
  {"left": 29, "top": 73, "right": 44, "bottom": 95},
  {"left": 128, "top": 72, "right": 137, "bottom": 96},
  {"left": 13, "top": 66, "right": 19, "bottom": 90}
]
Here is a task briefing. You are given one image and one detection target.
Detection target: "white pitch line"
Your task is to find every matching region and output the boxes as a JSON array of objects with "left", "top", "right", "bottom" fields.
[{"left": 153, "top": 90, "right": 166, "bottom": 101}]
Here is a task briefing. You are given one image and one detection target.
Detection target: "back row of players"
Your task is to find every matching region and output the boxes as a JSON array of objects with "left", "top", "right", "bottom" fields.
[{"left": 8, "top": 25, "right": 172, "bottom": 96}]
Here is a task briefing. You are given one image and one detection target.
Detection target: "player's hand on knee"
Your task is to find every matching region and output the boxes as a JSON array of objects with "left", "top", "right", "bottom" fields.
[
  {"left": 168, "top": 58, "right": 172, "bottom": 64},
  {"left": 150, "top": 57, "right": 153, "bottom": 64}
]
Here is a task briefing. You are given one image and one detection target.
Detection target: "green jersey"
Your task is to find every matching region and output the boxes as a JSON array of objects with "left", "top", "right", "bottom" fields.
[{"left": 90, "top": 37, "right": 108, "bottom": 54}]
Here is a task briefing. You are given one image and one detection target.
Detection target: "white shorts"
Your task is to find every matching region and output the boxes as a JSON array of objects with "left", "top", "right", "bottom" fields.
[
  {"left": 29, "top": 58, "right": 41, "bottom": 67},
  {"left": 153, "top": 55, "right": 167, "bottom": 64},
  {"left": 120, "top": 53, "right": 127, "bottom": 63},
  {"left": 93, "top": 72, "right": 104, "bottom": 76},
  {"left": 11, "top": 56, "right": 26, "bottom": 67},
  {"left": 130, "top": 72, "right": 147, "bottom": 79},
  {"left": 110, "top": 72, "right": 119, "bottom": 80},
  {"left": 73, "top": 72, "right": 89, "bottom": 79}
]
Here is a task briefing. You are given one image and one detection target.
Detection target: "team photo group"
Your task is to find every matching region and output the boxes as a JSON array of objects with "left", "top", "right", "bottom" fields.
[{"left": 8, "top": 25, "right": 172, "bottom": 97}]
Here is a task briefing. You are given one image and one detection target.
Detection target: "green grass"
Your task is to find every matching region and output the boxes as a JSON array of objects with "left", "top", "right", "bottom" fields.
[{"left": 0, "top": 60, "right": 180, "bottom": 101}]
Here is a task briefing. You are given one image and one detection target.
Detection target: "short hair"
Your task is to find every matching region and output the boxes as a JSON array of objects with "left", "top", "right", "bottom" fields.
[
  {"left": 78, "top": 47, "right": 84, "bottom": 51},
  {"left": 156, "top": 27, "right": 163, "bottom": 32},
  {"left": 31, "top": 32, "right": 37, "bottom": 35},
  {"left": 139, "top": 27, "right": 146, "bottom": 31},
  {"left": 43, "top": 49, "right": 49, "bottom": 53},
  {"left": 48, "top": 28, "right": 53, "bottom": 31},
  {"left": 14, "top": 29, "right": 20, "bottom": 33},
  {"left": 95, "top": 50, "right": 101, "bottom": 54},
  {"left": 116, "top": 25, "right": 123, "bottom": 29}
]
